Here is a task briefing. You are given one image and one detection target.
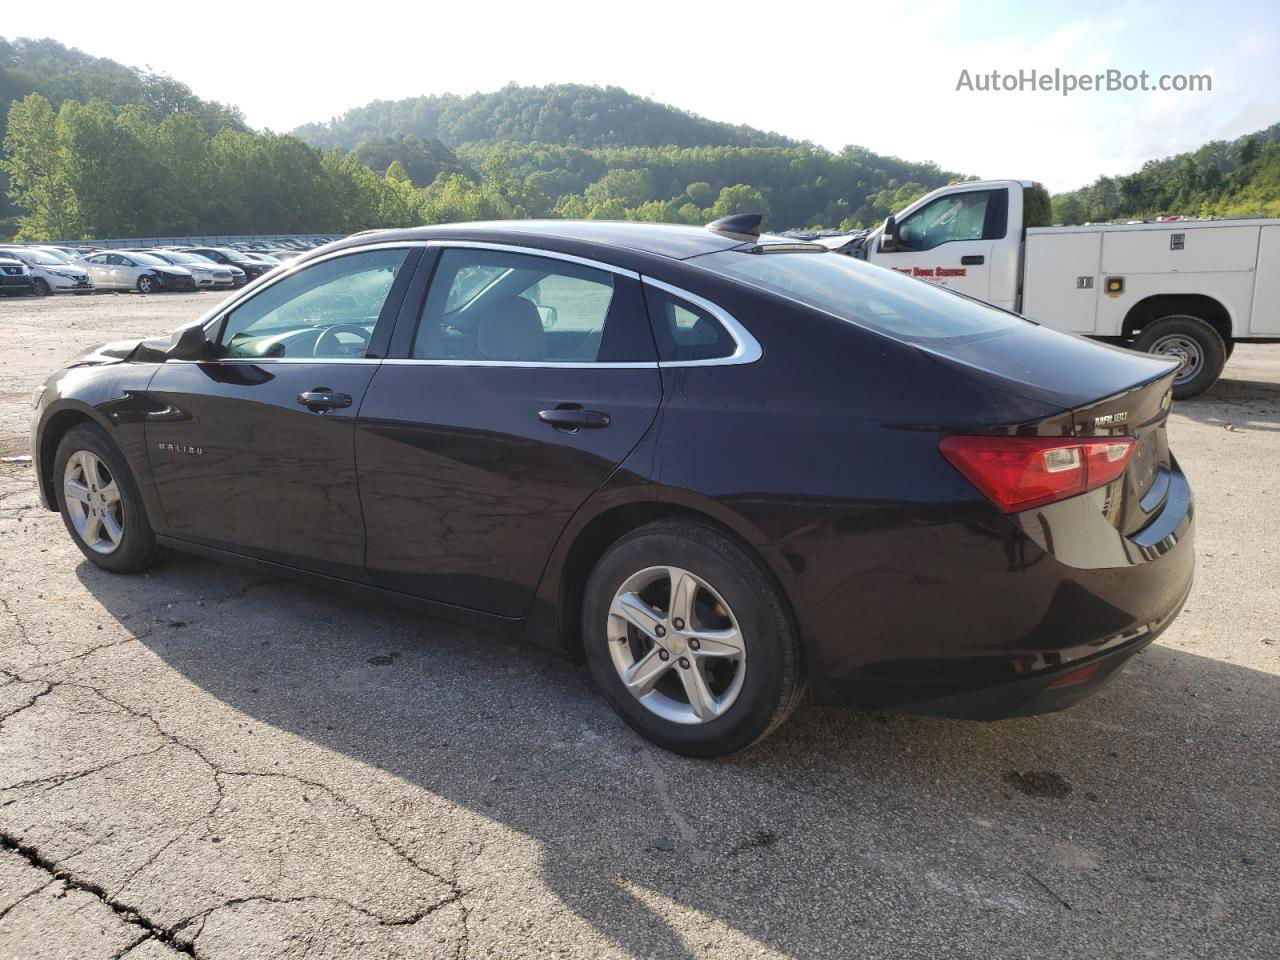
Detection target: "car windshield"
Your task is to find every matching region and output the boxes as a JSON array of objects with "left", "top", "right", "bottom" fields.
[
  {"left": 38, "top": 249, "right": 76, "bottom": 263},
  {"left": 161, "top": 252, "right": 203, "bottom": 265},
  {"left": 697, "top": 248, "right": 1026, "bottom": 342},
  {"left": 217, "top": 250, "right": 252, "bottom": 263},
  {"left": 9, "top": 249, "right": 64, "bottom": 266},
  {"left": 130, "top": 252, "right": 167, "bottom": 266}
]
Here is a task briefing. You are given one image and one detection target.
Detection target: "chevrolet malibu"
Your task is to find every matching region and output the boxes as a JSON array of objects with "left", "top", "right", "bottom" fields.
[{"left": 30, "top": 218, "right": 1195, "bottom": 756}]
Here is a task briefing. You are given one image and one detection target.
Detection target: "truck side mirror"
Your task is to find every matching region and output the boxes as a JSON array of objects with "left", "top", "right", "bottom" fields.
[
  {"left": 880, "top": 215, "right": 898, "bottom": 253},
  {"left": 166, "top": 321, "right": 211, "bottom": 361}
]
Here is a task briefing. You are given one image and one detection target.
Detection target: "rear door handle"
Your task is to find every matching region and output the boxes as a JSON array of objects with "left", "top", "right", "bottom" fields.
[
  {"left": 538, "top": 408, "right": 611, "bottom": 431},
  {"left": 297, "top": 389, "right": 352, "bottom": 412},
  {"left": 960, "top": 255, "right": 985, "bottom": 265}
]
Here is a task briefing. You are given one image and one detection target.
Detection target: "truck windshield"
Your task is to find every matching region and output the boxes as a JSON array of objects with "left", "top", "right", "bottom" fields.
[{"left": 697, "top": 248, "right": 1025, "bottom": 342}]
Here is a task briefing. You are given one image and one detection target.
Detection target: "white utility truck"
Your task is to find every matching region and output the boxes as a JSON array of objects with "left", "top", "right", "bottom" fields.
[{"left": 818, "top": 180, "right": 1280, "bottom": 397}]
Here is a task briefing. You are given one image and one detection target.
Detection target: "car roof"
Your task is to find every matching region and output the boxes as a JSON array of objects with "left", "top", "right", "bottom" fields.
[{"left": 332, "top": 220, "right": 754, "bottom": 263}]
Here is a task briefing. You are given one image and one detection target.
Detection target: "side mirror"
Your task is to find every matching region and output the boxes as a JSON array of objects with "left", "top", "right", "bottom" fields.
[
  {"left": 879, "top": 215, "right": 899, "bottom": 253},
  {"left": 166, "top": 322, "right": 211, "bottom": 361}
]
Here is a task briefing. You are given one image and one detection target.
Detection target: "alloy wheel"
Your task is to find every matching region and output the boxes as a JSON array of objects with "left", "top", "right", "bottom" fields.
[
  {"left": 63, "top": 450, "right": 125, "bottom": 554},
  {"left": 607, "top": 565, "right": 746, "bottom": 724},
  {"left": 138, "top": 275, "right": 155, "bottom": 293},
  {"left": 1149, "top": 333, "right": 1203, "bottom": 386}
]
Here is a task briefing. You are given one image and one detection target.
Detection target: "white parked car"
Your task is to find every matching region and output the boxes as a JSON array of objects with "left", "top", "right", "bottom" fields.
[
  {"left": 131, "top": 249, "right": 235, "bottom": 288},
  {"left": 78, "top": 252, "right": 196, "bottom": 293},
  {"left": 0, "top": 246, "right": 93, "bottom": 295}
]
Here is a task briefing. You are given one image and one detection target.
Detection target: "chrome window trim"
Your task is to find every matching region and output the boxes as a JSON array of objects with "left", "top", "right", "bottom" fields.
[
  {"left": 640, "top": 277, "right": 762, "bottom": 367},
  {"left": 165, "top": 357, "right": 383, "bottom": 365},
  {"left": 193, "top": 238, "right": 763, "bottom": 370},
  {"left": 381, "top": 358, "right": 658, "bottom": 369},
  {"left": 423, "top": 239, "right": 642, "bottom": 280}
]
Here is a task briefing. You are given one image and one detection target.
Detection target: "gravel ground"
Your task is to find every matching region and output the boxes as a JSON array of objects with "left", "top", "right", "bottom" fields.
[{"left": 0, "top": 292, "right": 1277, "bottom": 960}]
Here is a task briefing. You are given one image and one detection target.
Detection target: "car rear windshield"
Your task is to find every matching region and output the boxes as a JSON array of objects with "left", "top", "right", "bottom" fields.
[{"left": 697, "top": 248, "right": 1025, "bottom": 342}]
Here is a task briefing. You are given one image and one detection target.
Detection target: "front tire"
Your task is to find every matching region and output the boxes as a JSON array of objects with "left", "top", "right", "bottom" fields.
[
  {"left": 583, "top": 520, "right": 804, "bottom": 757},
  {"left": 137, "top": 274, "right": 156, "bottom": 294},
  {"left": 32, "top": 278, "right": 50, "bottom": 297},
  {"left": 54, "top": 424, "right": 159, "bottom": 573},
  {"left": 1133, "top": 315, "right": 1226, "bottom": 400}
]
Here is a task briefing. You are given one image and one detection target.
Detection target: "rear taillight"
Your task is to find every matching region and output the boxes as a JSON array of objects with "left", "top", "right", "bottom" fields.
[{"left": 939, "top": 435, "right": 1135, "bottom": 513}]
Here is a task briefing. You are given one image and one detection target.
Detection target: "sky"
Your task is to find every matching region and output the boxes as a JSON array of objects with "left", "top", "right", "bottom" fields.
[{"left": 17, "top": 0, "right": 1280, "bottom": 191}]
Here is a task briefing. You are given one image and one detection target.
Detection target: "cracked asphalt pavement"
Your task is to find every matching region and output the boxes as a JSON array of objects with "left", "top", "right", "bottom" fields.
[{"left": 1, "top": 294, "right": 1278, "bottom": 959}]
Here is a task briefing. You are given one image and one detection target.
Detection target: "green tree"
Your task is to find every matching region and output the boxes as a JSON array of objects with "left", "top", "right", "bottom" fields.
[
  {"left": 2, "top": 94, "right": 80, "bottom": 239},
  {"left": 685, "top": 181, "right": 714, "bottom": 206}
]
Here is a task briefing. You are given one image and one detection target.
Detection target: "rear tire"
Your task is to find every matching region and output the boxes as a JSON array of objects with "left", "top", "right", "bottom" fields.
[
  {"left": 54, "top": 424, "right": 160, "bottom": 574},
  {"left": 1133, "top": 315, "right": 1226, "bottom": 400},
  {"left": 583, "top": 520, "right": 804, "bottom": 757}
]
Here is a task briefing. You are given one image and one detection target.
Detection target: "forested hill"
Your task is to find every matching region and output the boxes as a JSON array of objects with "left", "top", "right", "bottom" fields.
[
  {"left": 0, "top": 37, "right": 245, "bottom": 135},
  {"left": 0, "top": 37, "right": 246, "bottom": 230},
  {"left": 1053, "top": 122, "right": 1280, "bottom": 223},
  {"left": 292, "top": 83, "right": 797, "bottom": 151}
]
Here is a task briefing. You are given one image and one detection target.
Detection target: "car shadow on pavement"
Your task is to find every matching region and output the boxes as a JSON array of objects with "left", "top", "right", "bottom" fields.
[{"left": 72, "top": 555, "right": 1279, "bottom": 959}]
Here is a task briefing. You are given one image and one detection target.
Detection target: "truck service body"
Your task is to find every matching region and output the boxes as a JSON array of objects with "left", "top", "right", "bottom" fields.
[{"left": 820, "top": 179, "right": 1280, "bottom": 397}]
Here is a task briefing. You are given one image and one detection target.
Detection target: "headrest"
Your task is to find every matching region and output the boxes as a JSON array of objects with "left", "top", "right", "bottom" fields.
[{"left": 476, "top": 296, "right": 546, "bottom": 361}]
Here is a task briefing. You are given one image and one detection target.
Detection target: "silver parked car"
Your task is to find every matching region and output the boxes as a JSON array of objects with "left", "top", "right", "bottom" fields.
[
  {"left": 78, "top": 252, "right": 196, "bottom": 293},
  {"left": 134, "top": 250, "right": 235, "bottom": 289}
]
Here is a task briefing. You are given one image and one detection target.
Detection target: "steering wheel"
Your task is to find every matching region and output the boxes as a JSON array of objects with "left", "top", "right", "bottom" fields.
[{"left": 313, "top": 323, "right": 372, "bottom": 358}]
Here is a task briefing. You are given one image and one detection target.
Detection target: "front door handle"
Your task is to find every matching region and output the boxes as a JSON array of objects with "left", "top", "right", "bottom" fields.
[
  {"left": 960, "top": 255, "right": 985, "bottom": 265},
  {"left": 538, "top": 407, "right": 611, "bottom": 431},
  {"left": 297, "top": 388, "right": 352, "bottom": 413}
]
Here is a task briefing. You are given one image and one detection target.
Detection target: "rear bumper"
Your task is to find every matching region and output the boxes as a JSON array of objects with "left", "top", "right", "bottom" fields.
[
  {"left": 802, "top": 466, "right": 1195, "bottom": 715},
  {"left": 897, "top": 577, "right": 1189, "bottom": 719}
]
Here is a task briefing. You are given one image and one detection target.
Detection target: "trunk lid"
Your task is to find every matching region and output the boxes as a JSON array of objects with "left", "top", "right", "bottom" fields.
[{"left": 916, "top": 322, "right": 1179, "bottom": 534}]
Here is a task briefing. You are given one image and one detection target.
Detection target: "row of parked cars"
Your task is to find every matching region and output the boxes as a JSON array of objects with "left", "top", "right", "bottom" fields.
[{"left": 0, "top": 238, "right": 341, "bottom": 297}]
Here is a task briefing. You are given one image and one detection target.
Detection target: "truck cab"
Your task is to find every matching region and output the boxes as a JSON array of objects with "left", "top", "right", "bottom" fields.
[{"left": 862, "top": 178, "right": 1030, "bottom": 312}]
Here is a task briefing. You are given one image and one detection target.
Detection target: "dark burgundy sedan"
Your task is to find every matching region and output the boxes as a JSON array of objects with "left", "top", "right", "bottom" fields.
[{"left": 30, "top": 217, "right": 1194, "bottom": 756}]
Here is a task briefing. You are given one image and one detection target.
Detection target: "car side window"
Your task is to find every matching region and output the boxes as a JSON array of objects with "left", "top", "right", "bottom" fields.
[
  {"left": 413, "top": 249, "right": 654, "bottom": 363},
  {"left": 897, "top": 190, "right": 995, "bottom": 252},
  {"left": 643, "top": 287, "right": 737, "bottom": 362},
  {"left": 214, "top": 248, "right": 408, "bottom": 360},
  {"left": 106, "top": 255, "right": 126, "bottom": 266}
]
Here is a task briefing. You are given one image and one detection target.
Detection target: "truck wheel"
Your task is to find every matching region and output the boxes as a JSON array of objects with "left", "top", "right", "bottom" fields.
[{"left": 1133, "top": 315, "right": 1226, "bottom": 400}]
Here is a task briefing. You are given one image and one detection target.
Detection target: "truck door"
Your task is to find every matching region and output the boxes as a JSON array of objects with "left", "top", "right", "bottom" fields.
[{"left": 869, "top": 187, "right": 1005, "bottom": 304}]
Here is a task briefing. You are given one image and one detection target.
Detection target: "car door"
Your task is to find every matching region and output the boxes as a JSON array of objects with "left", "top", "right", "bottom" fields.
[
  {"left": 869, "top": 187, "right": 1005, "bottom": 301},
  {"left": 356, "top": 243, "right": 663, "bottom": 616},
  {"left": 83, "top": 254, "right": 114, "bottom": 288},
  {"left": 144, "top": 245, "right": 420, "bottom": 579},
  {"left": 115, "top": 255, "right": 140, "bottom": 288}
]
